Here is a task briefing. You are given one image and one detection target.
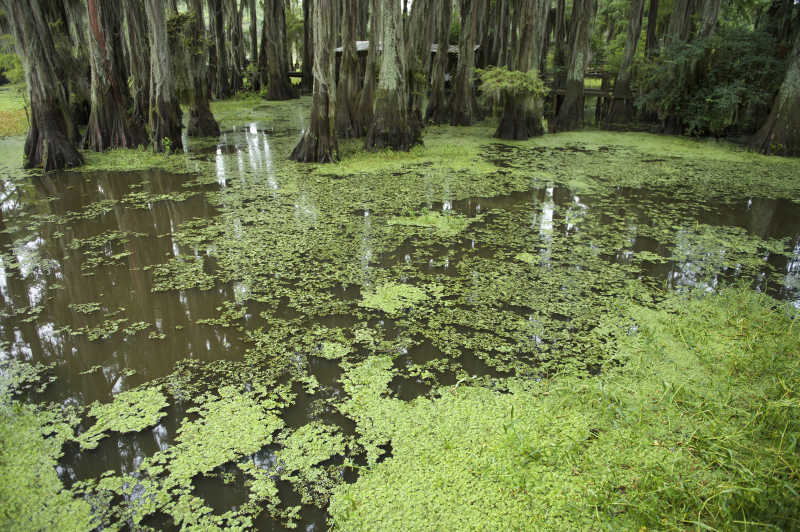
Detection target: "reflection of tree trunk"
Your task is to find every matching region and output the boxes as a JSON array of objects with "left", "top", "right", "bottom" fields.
[
  {"left": 146, "top": 0, "right": 183, "bottom": 152},
  {"left": 291, "top": 0, "right": 338, "bottom": 162},
  {"left": 364, "top": 0, "right": 421, "bottom": 151},
  {"left": 551, "top": 0, "right": 593, "bottom": 132},
  {"left": 606, "top": 0, "right": 644, "bottom": 123},
  {"left": 85, "top": 0, "right": 148, "bottom": 150},
  {"left": 5, "top": 0, "right": 83, "bottom": 170}
]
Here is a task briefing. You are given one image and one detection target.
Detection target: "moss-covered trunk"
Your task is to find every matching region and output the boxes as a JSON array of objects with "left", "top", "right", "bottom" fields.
[
  {"left": 6, "top": 0, "right": 82, "bottom": 170},
  {"left": 263, "top": 0, "right": 297, "bottom": 100},
  {"left": 364, "top": 0, "right": 422, "bottom": 151},
  {"left": 123, "top": 0, "right": 151, "bottom": 126},
  {"left": 750, "top": 32, "right": 800, "bottom": 156},
  {"left": 187, "top": 0, "right": 220, "bottom": 137},
  {"left": 606, "top": 0, "right": 644, "bottom": 124},
  {"left": 356, "top": 0, "right": 381, "bottom": 129},
  {"left": 146, "top": 0, "right": 182, "bottom": 152},
  {"left": 426, "top": 0, "right": 453, "bottom": 123},
  {"left": 335, "top": 0, "right": 365, "bottom": 137},
  {"left": 495, "top": 0, "right": 548, "bottom": 140},
  {"left": 291, "top": 0, "right": 337, "bottom": 162},
  {"left": 551, "top": 0, "right": 592, "bottom": 132},
  {"left": 85, "top": 0, "right": 147, "bottom": 151},
  {"left": 450, "top": 0, "right": 480, "bottom": 126}
]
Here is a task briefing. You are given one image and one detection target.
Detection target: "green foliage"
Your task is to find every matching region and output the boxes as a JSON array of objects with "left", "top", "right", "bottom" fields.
[
  {"left": 77, "top": 387, "right": 169, "bottom": 450},
  {"left": 330, "top": 288, "right": 800, "bottom": 529},
  {"left": 359, "top": 282, "right": 428, "bottom": 314},
  {"left": 477, "top": 66, "right": 549, "bottom": 112},
  {"left": 388, "top": 209, "right": 481, "bottom": 237},
  {"left": 635, "top": 27, "right": 785, "bottom": 136}
]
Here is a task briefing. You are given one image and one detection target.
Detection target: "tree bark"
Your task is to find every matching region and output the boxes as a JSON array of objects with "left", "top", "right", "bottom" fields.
[
  {"left": 335, "top": 0, "right": 365, "bottom": 137},
  {"left": 208, "top": 0, "right": 230, "bottom": 98},
  {"left": 406, "top": 0, "right": 435, "bottom": 121},
  {"left": 188, "top": 0, "right": 220, "bottom": 137},
  {"left": 644, "top": 0, "right": 658, "bottom": 56},
  {"left": 228, "top": 0, "right": 245, "bottom": 94},
  {"left": 291, "top": 0, "right": 337, "bottom": 162},
  {"left": 450, "top": 0, "right": 480, "bottom": 125},
  {"left": 5, "top": 0, "right": 83, "bottom": 170},
  {"left": 551, "top": 0, "right": 592, "bottom": 132},
  {"left": 248, "top": 0, "right": 258, "bottom": 77},
  {"left": 606, "top": 0, "right": 645, "bottom": 124},
  {"left": 365, "top": 0, "right": 422, "bottom": 150},
  {"left": 697, "top": 0, "right": 721, "bottom": 40},
  {"left": 146, "top": 0, "right": 183, "bottom": 152},
  {"left": 426, "top": 0, "right": 452, "bottom": 123},
  {"left": 123, "top": 0, "right": 151, "bottom": 125},
  {"left": 263, "top": 0, "right": 297, "bottom": 100},
  {"left": 750, "top": 32, "right": 800, "bottom": 156},
  {"left": 356, "top": 0, "right": 381, "bottom": 129},
  {"left": 85, "top": 0, "right": 148, "bottom": 151},
  {"left": 302, "top": 0, "right": 314, "bottom": 90},
  {"left": 495, "top": 0, "right": 548, "bottom": 140}
]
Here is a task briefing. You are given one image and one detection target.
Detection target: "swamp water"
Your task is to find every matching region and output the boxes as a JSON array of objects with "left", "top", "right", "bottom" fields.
[{"left": 1, "top": 98, "right": 800, "bottom": 530}]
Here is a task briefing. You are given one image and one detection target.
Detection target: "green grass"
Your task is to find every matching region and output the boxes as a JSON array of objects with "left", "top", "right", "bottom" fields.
[
  {"left": 330, "top": 288, "right": 800, "bottom": 530},
  {"left": 0, "top": 84, "right": 28, "bottom": 137}
]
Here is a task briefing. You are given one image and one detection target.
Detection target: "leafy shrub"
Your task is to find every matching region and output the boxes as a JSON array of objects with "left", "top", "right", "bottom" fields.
[
  {"left": 634, "top": 27, "right": 785, "bottom": 136},
  {"left": 476, "top": 66, "right": 549, "bottom": 115}
]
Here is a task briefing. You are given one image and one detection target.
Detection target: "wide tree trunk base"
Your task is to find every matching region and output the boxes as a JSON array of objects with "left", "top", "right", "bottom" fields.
[
  {"left": 550, "top": 80, "right": 584, "bottom": 132},
  {"left": 425, "top": 91, "right": 450, "bottom": 124},
  {"left": 290, "top": 131, "right": 337, "bottom": 162},
  {"left": 25, "top": 115, "right": 83, "bottom": 171},
  {"left": 749, "top": 104, "right": 800, "bottom": 156},
  {"left": 365, "top": 88, "right": 422, "bottom": 152},
  {"left": 187, "top": 106, "right": 221, "bottom": 137},
  {"left": 605, "top": 97, "right": 635, "bottom": 124},
  {"left": 150, "top": 98, "right": 183, "bottom": 152},
  {"left": 265, "top": 77, "right": 298, "bottom": 101},
  {"left": 85, "top": 98, "right": 148, "bottom": 151},
  {"left": 495, "top": 98, "right": 544, "bottom": 140}
]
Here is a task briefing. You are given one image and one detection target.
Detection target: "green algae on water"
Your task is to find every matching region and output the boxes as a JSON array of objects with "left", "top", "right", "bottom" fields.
[{"left": 77, "top": 387, "right": 169, "bottom": 450}]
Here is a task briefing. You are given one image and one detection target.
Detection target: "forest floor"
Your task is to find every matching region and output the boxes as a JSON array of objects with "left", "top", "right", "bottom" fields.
[{"left": 1, "top": 94, "right": 799, "bottom": 530}]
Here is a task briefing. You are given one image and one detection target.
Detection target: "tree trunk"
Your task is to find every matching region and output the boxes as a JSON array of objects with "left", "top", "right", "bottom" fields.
[
  {"left": 248, "top": 0, "right": 258, "bottom": 78},
  {"left": 302, "top": 0, "right": 314, "bottom": 90},
  {"left": 406, "top": 0, "right": 435, "bottom": 122},
  {"left": 665, "top": 0, "right": 695, "bottom": 46},
  {"left": 291, "top": 0, "right": 337, "bottom": 162},
  {"left": 85, "top": 0, "right": 147, "bottom": 151},
  {"left": 553, "top": 0, "right": 567, "bottom": 88},
  {"left": 697, "top": 0, "right": 721, "bottom": 40},
  {"left": 207, "top": 0, "right": 218, "bottom": 97},
  {"left": 495, "top": 0, "right": 548, "bottom": 140},
  {"left": 335, "top": 0, "right": 365, "bottom": 137},
  {"left": 263, "top": 0, "right": 297, "bottom": 100},
  {"left": 188, "top": 0, "right": 220, "bottom": 137},
  {"left": 644, "top": 0, "right": 658, "bottom": 56},
  {"left": 606, "top": 0, "right": 644, "bottom": 124},
  {"left": 123, "top": 0, "right": 151, "bottom": 124},
  {"left": 450, "top": 0, "right": 480, "bottom": 125},
  {"left": 5, "top": 0, "right": 83, "bottom": 170},
  {"left": 426, "top": 0, "right": 452, "bottom": 123},
  {"left": 365, "top": 0, "right": 422, "bottom": 150},
  {"left": 551, "top": 0, "right": 592, "bottom": 132},
  {"left": 750, "top": 32, "right": 800, "bottom": 156},
  {"left": 209, "top": 0, "right": 230, "bottom": 98},
  {"left": 146, "top": 0, "right": 183, "bottom": 152},
  {"left": 228, "top": 0, "right": 245, "bottom": 94},
  {"left": 356, "top": 0, "right": 381, "bottom": 129}
]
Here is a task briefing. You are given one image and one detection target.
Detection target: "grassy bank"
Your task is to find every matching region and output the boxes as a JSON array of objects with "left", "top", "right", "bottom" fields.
[
  {"left": 0, "top": 84, "right": 27, "bottom": 137},
  {"left": 329, "top": 288, "right": 800, "bottom": 530}
]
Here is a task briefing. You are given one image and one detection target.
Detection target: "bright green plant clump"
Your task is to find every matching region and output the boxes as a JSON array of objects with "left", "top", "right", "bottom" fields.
[
  {"left": 77, "top": 387, "right": 169, "bottom": 450},
  {"left": 330, "top": 288, "right": 800, "bottom": 530},
  {"left": 359, "top": 282, "right": 428, "bottom": 314}
]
